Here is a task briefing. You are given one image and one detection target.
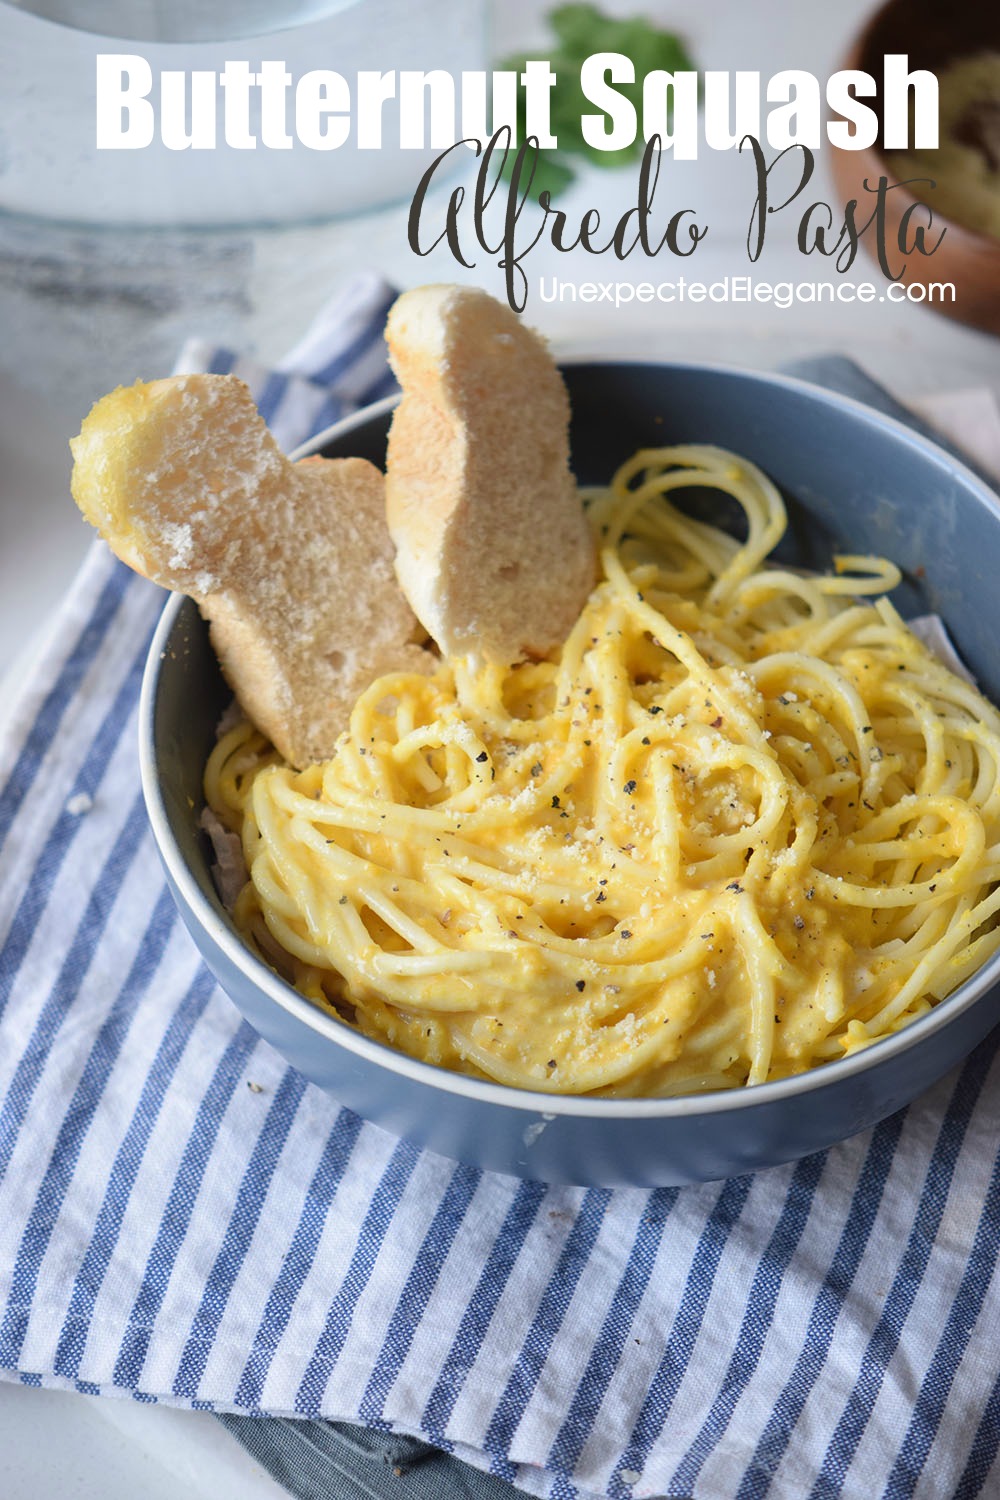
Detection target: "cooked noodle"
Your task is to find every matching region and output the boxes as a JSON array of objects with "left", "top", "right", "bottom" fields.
[{"left": 205, "top": 445, "right": 1000, "bottom": 1096}]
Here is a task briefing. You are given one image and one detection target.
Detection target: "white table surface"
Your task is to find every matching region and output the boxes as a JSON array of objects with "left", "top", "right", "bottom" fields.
[{"left": 1, "top": 0, "right": 998, "bottom": 1493}]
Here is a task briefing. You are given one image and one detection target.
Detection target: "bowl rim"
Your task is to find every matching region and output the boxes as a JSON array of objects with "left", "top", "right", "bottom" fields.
[{"left": 140, "top": 356, "right": 1000, "bottom": 1121}]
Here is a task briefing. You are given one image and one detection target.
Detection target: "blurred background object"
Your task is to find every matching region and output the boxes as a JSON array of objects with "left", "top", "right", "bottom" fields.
[
  {"left": 0, "top": 1, "right": 486, "bottom": 225},
  {"left": 2, "top": 0, "right": 359, "bottom": 42},
  {"left": 0, "top": 0, "right": 486, "bottom": 426},
  {"left": 497, "top": 3, "right": 695, "bottom": 196},
  {"left": 831, "top": 0, "right": 1000, "bottom": 335}
]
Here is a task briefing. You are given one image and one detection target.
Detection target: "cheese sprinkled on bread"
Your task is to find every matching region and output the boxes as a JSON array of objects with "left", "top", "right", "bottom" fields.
[
  {"left": 70, "top": 373, "right": 432, "bottom": 767},
  {"left": 384, "top": 284, "right": 595, "bottom": 665}
]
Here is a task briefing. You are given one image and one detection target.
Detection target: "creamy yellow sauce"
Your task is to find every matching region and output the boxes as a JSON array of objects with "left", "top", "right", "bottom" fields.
[{"left": 205, "top": 446, "right": 1000, "bottom": 1096}]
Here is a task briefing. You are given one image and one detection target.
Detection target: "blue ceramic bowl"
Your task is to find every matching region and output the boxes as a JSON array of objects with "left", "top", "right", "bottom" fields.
[{"left": 139, "top": 362, "right": 1000, "bottom": 1187}]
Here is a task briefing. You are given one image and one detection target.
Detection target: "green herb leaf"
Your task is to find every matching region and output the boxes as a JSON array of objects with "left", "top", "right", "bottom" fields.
[
  {"left": 525, "top": 150, "right": 579, "bottom": 198},
  {"left": 498, "top": 4, "right": 695, "bottom": 196}
]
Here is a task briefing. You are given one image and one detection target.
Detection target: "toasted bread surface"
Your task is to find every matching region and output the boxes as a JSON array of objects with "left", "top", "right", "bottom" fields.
[
  {"left": 384, "top": 285, "right": 595, "bottom": 664},
  {"left": 70, "top": 374, "right": 432, "bottom": 766}
]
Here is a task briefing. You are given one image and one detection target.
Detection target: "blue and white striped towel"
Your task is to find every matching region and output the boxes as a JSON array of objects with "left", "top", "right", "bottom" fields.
[{"left": 2, "top": 272, "right": 1000, "bottom": 1500}]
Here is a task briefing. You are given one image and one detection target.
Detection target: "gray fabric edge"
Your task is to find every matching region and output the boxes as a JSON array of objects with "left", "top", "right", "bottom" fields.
[{"left": 216, "top": 1412, "right": 538, "bottom": 1500}]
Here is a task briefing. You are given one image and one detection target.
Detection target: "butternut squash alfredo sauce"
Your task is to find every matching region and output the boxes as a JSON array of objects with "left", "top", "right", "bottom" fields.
[{"left": 204, "top": 446, "right": 1000, "bottom": 1097}]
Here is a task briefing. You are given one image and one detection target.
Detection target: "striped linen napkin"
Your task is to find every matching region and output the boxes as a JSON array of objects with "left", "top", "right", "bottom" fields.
[{"left": 3, "top": 275, "right": 1000, "bottom": 1500}]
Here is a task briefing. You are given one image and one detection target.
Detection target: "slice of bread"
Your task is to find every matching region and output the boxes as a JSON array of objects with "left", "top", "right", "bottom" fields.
[
  {"left": 70, "top": 373, "right": 432, "bottom": 767},
  {"left": 384, "top": 285, "right": 595, "bottom": 664}
]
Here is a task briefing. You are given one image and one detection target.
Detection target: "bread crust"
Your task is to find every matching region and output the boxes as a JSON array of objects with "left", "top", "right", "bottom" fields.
[
  {"left": 70, "top": 373, "right": 433, "bottom": 767},
  {"left": 384, "top": 285, "right": 595, "bottom": 664}
]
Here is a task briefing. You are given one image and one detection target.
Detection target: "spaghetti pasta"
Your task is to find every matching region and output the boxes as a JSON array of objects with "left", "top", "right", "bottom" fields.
[{"left": 204, "top": 445, "right": 1000, "bottom": 1096}]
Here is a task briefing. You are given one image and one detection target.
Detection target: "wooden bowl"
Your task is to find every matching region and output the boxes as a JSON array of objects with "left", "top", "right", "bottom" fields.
[{"left": 829, "top": 0, "right": 1000, "bottom": 335}]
